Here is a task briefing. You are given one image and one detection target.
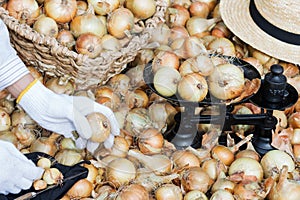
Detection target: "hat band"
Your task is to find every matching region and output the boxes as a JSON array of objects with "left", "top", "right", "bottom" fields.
[{"left": 250, "top": 0, "right": 300, "bottom": 45}]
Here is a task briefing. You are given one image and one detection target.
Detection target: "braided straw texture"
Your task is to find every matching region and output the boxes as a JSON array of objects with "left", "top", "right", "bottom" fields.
[{"left": 0, "top": 0, "right": 168, "bottom": 90}]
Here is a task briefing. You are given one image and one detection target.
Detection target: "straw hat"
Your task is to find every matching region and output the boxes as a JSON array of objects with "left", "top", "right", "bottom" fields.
[{"left": 220, "top": 0, "right": 300, "bottom": 65}]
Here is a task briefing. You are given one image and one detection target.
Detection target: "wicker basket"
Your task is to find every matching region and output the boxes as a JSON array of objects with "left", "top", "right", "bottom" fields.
[{"left": 0, "top": 1, "right": 167, "bottom": 90}]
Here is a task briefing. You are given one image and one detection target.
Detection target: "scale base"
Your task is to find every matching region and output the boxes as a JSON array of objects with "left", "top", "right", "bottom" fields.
[{"left": 252, "top": 135, "right": 276, "bottom": 155}]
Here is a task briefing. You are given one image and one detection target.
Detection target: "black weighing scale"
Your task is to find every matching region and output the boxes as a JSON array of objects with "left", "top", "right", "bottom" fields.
[{"left": 143, "top": 55, "right": 298, "bottom": 155}]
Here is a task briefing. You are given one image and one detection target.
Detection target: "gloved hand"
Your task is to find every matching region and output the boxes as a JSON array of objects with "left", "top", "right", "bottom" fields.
[
  {"left": 0, "top": 140, "right": 44, "bottom": 195},
  {"left": 17, "top": 80, "right": 120, "bottom": 151}
]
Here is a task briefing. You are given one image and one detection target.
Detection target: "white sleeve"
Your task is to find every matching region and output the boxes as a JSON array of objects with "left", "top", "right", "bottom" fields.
[{"left": 0, "top": 19, "right": 29, "bottom": 90}]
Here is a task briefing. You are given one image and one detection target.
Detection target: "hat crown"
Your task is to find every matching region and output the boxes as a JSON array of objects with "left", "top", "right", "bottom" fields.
[{"left": 255, "top": 0, "right": 300, "bottom": 34}]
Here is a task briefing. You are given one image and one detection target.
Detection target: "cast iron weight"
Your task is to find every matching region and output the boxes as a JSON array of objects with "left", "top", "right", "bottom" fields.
[{"left": 143, "top": 59, "right": 298, "bottom": 155}]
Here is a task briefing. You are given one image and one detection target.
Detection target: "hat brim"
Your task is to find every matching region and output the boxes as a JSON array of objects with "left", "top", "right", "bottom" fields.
[{"left": 220, "top": 0, "right": 300, "bottom": 65}]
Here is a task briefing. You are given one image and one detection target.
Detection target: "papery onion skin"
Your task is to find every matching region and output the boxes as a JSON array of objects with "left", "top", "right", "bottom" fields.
[
  {"left": 211, "top": 145, "right": 234, "bottom": 166},
  {"left": 57, "top": 30, "right": 76, "bottom": 50},
  {"left": 138, "top": 128, "right": 164, "bottom": 155},
  {"left": 107, "top": 8, "right": 134, "bottom": 39},
  {"left": 44, "top": 0, "right": 77, "bottom": 24},
  {"left": 183, "top": 190, "right": 208, "bottom": 200},
  {"left": 172, "top": 150, "right": 200, "bottom": 168},
  {"left": 0, "top": 108, "right": 11, "bottom": 131},
  {"left": 210, "top": 189, "right": 234, "bottom": 200},
  {"left": 88, "top": 0, "right": 120, "bottom": 16},
  {"left": 6, "top": 0, "right": 40, "bottom": 25}
]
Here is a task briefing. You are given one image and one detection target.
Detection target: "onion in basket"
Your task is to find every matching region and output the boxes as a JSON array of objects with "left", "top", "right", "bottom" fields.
[
  {"left": 44, "top": 0, "right": 77, "bottom": 24},
  {"left": 87, "top": 112, "right": 111, "bottom": 143},
  {"left": 75, "top": 33, "right": 102, "bottom": 58},
  {"left": 6, "top": 0, "right": 40, "bottom": 25},
  {"left": 33, "top": 16, "right": 59, "bottom": 38},
  {"left": 208, "top": 63, "right": 245, "bottom": 100}
]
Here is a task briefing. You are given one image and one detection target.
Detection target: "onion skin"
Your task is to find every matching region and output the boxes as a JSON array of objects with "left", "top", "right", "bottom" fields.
[
  {"left": 211, "top": 145, "right": 234, "bottom": 166},
  {"left": 0, "top": 108, "right": 11, "bottom": 131},
  {"left": 138, "top": 128, "right": 164, "bottom": 155},
  {"left": 33, "top": 16, "right": 58, "bottom": 38},
  {"left": 172, "top": 150, "right": 200, "bottom": 168},
  {"left": 44, "top": 0, "right": 77, "bottom": 24},
  {"left": 67, "top": 179, "right": 93, "bottom": 199},
  {"left": 125, "top": 0, "right": 156, "bottom": 19},
  {"left": 155, "top": 184, "right": 183, "bottom": 200}
]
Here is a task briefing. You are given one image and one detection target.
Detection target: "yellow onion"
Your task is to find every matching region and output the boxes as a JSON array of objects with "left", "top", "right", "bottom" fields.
[
  {"left": 208, "top": 63, "right": 245, "bottom": 100},
  {"left": 138, "top": 128, "right": 164, "bottom": 154},
  {"left": 75, "top": 33, "right": 102, "bottom": 58},
  {"left": 88, "top": 0, "right": 120, "bottom": 16},
  {"left": 150, "top": 22, "right": 171, "bottom": 46},
  {"left": 229, "top": 157, "right": 263, "bottom": 182},
  {"left": 55, "top": 149, "right": 83, "bottom": 166},
  {"left": 11, "top": 124, "right": 36, "bottom": 147},
  {"left": 83, "top": 163, "right": 98, "bottom": 184},
  {"left": 107, "top": 8, "right": 134, "bottom": 39},
  {"left": 166, "top": 5, "right": 190, "bottom": 27},
  {"left": 124, "top": 108, "right": 153, "bottom": 137},
  {"left": 260, "top": 150, "right": 295, "bottom": 179},
  {"left": 202, "top": 158, "right": 227, "bottom": 181},
  {"left": 105, "top": 157, "right": 137, "bottom": 188},
  {"left": 288, "top": 112, "right": 300, "bottom": 129},
  {"left": 125, "top": 0, "right": 156, "bottom": 19},
  {"left": 211, "top": 172, "right": 236, "bottom": 194},
  {"left": 207, "top": 37, "right": 236, "bottom": 57},
  {"left": 186, "top": 17, "right": 219, "bottom": 38},
  {"left": 153, "top": 67, "right": 181, "bottom": 97},
  {"left": 67, "top": 179, "right": 93, "bottom": 199},
  {"left": 70, "top": 11, "right": 107, "bottom": 38},
  {"left": 43, "top": 167, "right": 63, "bottom": 185},
  {"left": 211, "top": 189, "right": 234, "bottom": 200},
  {"left": 183, "top": 190, "right": 208, "bottom": 200},
  {"left": 155, "top": 184, "right": 183, "bottom": 200},
  {"left": 169, "top": 25, "right": 189, "bottom": 43},
  {"left": 29, "top": 133, "right": 60, "bottom": 157},
  {"left": 45, "top": 77, "right": 75, "bottom": 95},
  {"left": 33, "top": 179, "right": 47, "bottom": 190},
  {"left": 37, "top": 157, "right": 52, "bottom": 169},
  {"left": 116, "top": 184, "right": 149, "bottom": 200},
  {"left": 177, "top": 72, "right": 208, "bottom": 102},
  {"left": 87, "top": 112, "right": 111, "bottom": 143},
  {"left": 6, "top": 0, "right": 40, "bottom": 25},
  {"left": 110, "top": 136, "right": 130, "bottom": 157},
  {"left": 172, "top": 150, "right": 200, "bottom": 168},
  {"left": 11, "top": 108, "right": 36, "bottom": 128},
  {"left": 33, "top": 16, "right": 58, "bottom": 38},
  {"left": 181, "top": 166, "right": 213, "bottom": 193},
  {"left": 107, "top": 74, "right": 131, "bottom": 97},
  {"left": 44, "top": 0, "right": 77, "bottom": 23},
  {"left": 101, "top": 34, "right": 121, "bottom": 52},
  {"left": 125, "top": 89, "right": 149, "bottom": 109},
  {"left": 211, "top": 145, "right": 234, "bottom": 166},
  {"left": 189, "top": 1, "right": 210, "bottom": 18},
  {"left": 57, "top": 30, "right": 76, "bottom": 50},
  {"left": 152, "top": 50, "right": 180, "bottom": 73}
]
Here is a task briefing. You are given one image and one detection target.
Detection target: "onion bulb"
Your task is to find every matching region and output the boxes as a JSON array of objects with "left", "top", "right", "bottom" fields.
[
  {"left": 210, "top": 189, "right": 234, "bottom": 200},
  {"left": 153, "top": 67, "right": 181, "bottom": 97},
  {"left": 183, "top": 190, "right": 208, "bottom": 200},
  {"left": 33, "top": 16, "right": 58, "bottom": 38},
  {"left": 30, "top": 135, "right": 59, "bottom": 157},
  {"left": 44, "top": 0, "right": 77, "bottom": 23},
  {"left": 57, "top": 30, "right": 76, "bottom": 50},
  {"left": 6, "top": 0, "right": 40, "bottom": 25},
  {"left": 211, "top": 145, "right": 234, "bottom": 166},
  {"left": 101, "top": 34, "right": 121, "bottom": 52},
  {"left": 229, "top": 157, "right": 263, "bottom": 181},
  {"left": 150, "top": 22, "right": 171, "bottom": 45},
  {"left": 116, "top": 184, "right": 149, "bottom": 200},
  {"left": 125, "top": 0, "right": 156, "bottom": 19},
  {"left": 260, "top": 150, "right": 295, "bottom": 179},
  {"left": 75, "top": 33, "right": 102, "bottom": 58},
  {"left": 43, "top": 168, "right": 63, "bottom": 185},
  {"left": 152, "top": 51, "right": 180, "bottom": 74},
  {"left": 207, "top": 37, "right": 236, "bottom": 57},
  {"left": 202, "top": 158, "right": 227, "bottom": 181},
  {"left": 105, "top": 158, "right": 136, "bottom": 188},
  {"left": 33, "top": 179, "right": 47, "bottom": 190},
  {"left": 107, "top": 8, "right": 134, "bottom": 39},
  {"left": 211, "top": 172, "right": 236, "bottom": 194},
  {"left": 88, "top": 0, "right": 120, "bottom": 16},
  {"left": 166, "top": 5, "right": 190, "bottom": 27},
  {"left": 181, "top": 166, "right": 213, "bottom": 193},
  {"left": 288, "top": 112, "right": 300, "bottom": 129},
  {"left": 55, "top": 149, "right": 83, "bottom": 166},
  {"left": 177, "top": 72, "right": 208, "bottom": 102},
  {"left": 70, "top": 12, "right": 107, "bottom": 38},
  {"left": 138, "top": 128, "right": 164, "bottom": 154},
  {"left": 186, "top": 17, "right": 219, "bottom": 38},
  {"left": 37, "top": 157, "right": 52, "bottom": 169},
  {"left": 87, "top": 112, "right": 111, "bottom": 143},
  {"left": 189, "top": 2, "right": 209, "bottom": 18},
  {"left": 67, "top": 179, "right": 93, "bottom": 199},
  {"left": 155, "top": 184, "right": 183, "bottom": 200},
  {"left": 208, "top": 63, "right": 245, "bottom": 100},
  {"left": 45, "top": 77, "right": 75, "bottom": 95},
  {"left": 172, "top": 150, "right": 200, "bottom": 168},
  {"left": 169, "top": 25, "right": 189, "bottom": 43}
]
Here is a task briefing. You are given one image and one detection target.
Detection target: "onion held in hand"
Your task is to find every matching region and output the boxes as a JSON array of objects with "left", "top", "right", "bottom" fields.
[
  {"left": 208, "top": 63, "right": 245, "bottom": 100},
  {"left": 87, "top": 112, "right": 111, "bottom": 143}
]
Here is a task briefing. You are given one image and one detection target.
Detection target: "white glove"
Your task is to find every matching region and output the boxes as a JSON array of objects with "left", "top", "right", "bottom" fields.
[
  {"left": 0, "top": 140, "right": 44, "bottom": 195},
  {"left": 17, "top": 80, "right": 120, "bottom": 150}
]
